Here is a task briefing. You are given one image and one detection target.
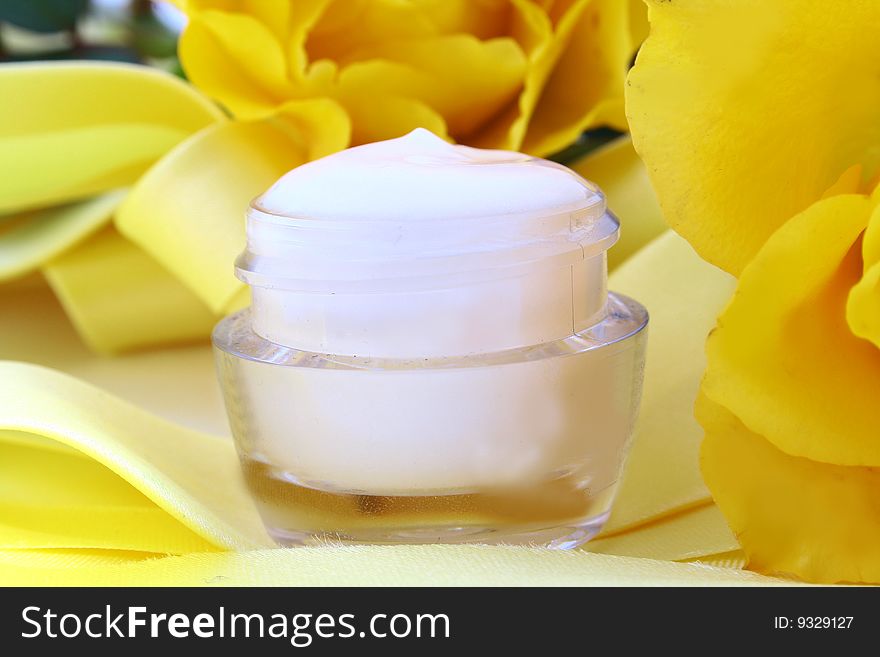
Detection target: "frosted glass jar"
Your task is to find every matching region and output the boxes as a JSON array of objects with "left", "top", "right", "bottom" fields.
[{"left": 213, "top": 130, "right": 648, "bottom": 548}]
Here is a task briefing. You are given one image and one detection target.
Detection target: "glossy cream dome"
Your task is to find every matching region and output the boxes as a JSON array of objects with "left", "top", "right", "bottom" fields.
[{"left": 257, "top": 127, "right": 600, "bottom": 221}]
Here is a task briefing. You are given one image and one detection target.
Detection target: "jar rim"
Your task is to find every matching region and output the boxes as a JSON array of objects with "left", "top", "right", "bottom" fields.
[{"left": 238, "top": 198, "right": 619, "bottom": 293}]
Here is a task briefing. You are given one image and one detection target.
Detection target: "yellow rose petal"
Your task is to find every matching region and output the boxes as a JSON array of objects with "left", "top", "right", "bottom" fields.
[
  {"left": 821, "top": 164, "right": 864, "bottom": 199},
  {"left": 847, "top": 192, "right": 880, "bottom": 347},
  {"left": 342, "top": 94, "right": 448, "bottom": 145},
  {"left": 179, "top": 9, "right": 293, "bottom": 118},
  {"left": 474, "top": 0, "right": 631, "bottom": 154},
  {"left": 523, "top": 0, "right": 630, "bottom": 155},
  {"left": 627, "top": 0, "right": 880, "bottom": 274},
  {"left": 422, "top": 0, "right": 515, "bottom": 40},
  {"left": 286, "top": 0, "right": 334, "bottom": 81},
  {"left": 0, "top": 190, "right": 124, "bottom": 281},
  {"left": 0, "top": 62, "right": 221, "bottom": 214},
  {"left": 468, "top": 0, "right": 557, "bottom": 151},
  {"left": 847, "top": 264, "right": 880, "bottom": 349},
  {"left": 703, "top": 193, "right": 880, "bottom": 466},
  {"left": 572, "top": 136, "right": 665, "bottom": 269},
  {"left": 628, "top": 0, "right": 649, "bottom": 48},
  {"left": 699, "top": 394, "right": 880, "bottom": 583},
  {"left": 336, "top": 34, "right": 526, "bottom": 140},
  {"left": 43, "top": 228, "right": 217, "bottom": 354},
  {"left": 184, "top": 1, "right": 291, "bottom": 40},
  {"left": 301, "top": 0, "right": 439, "bottom": 65},
  {"left": 116, "top": 100, "right": 350, "bottom": 313},
  {"left": 271, "top": 98, "right": 352, "bottom": 162}
]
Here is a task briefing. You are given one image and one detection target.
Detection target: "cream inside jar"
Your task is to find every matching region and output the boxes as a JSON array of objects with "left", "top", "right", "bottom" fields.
[{"left": 213, "top": 129, "right": 648, "bottom": 548}]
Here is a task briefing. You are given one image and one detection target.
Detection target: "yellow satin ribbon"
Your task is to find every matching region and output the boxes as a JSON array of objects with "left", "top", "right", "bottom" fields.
[
  {"left": 0, "top": 62, "right": 227, "bottom": 354},
  {"left": 0, "top": 62, "right": 223, "bottom": 215},
  {"left": 44, "top": 228, "right": 218, "bottom": 354},
  {"left": 0, "top": 191, "right": 124, "bottom": 281},
  {"left": 0, "top": 547, "right": 787, "bottom": 587}
]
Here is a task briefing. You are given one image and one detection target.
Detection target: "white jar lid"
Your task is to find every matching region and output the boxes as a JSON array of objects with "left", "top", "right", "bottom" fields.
[{"left": 237, "top": 129, "right": 621, "bottom": 357}]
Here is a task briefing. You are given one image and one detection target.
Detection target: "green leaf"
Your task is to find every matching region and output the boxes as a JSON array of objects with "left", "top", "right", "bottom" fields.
[
  {"left": 548, "top": 128, "right": 624, "bottom": 167},
  {"left": 132, "top": 13, "right": 179, "bottom": 59},
  {"left": 0, "top": 0, "right": 89, "bottom": 34}
]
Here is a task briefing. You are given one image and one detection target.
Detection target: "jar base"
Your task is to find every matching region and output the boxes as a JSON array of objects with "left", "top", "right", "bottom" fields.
[
  {"left": 242, "top": 457, "right": 615, "bottom": 550},
  {"left": 266, "top": 515, "right": 609, "bottom": 550}
]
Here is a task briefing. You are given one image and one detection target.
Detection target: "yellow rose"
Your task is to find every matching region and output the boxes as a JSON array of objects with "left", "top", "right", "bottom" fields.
[
  {"left": 627, "top": 0, "right": 880, "bottom": 582},
  {"left": 172, "top": 0, "right": 639, "bottom": 154}
]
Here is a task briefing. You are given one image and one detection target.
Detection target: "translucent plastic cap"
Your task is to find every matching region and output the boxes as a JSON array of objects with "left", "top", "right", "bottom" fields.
[
  {"left": 240, "top": 128, "right": 617, "bottom": 290},
  {"left": 237, "top": 129, "right": 622, "bottom": 358}
]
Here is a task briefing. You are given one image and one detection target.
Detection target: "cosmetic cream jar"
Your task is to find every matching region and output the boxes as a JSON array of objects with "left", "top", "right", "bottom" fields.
[{"left": 213, "top": 129, "right": 647, "bottom": 548}]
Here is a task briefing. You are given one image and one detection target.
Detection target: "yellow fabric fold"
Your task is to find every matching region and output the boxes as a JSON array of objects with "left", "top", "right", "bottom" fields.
[
  {"left": 587, "top": 503, "right": 738, "bottom": 562},
  {"left": 0, "top": 191, "right": 124, "bottom": 281},
  {"left": 0, "top": 361, "right": 273, "bottom": 551},
  {"left": 0, "top": 436, "right": 214, "bottom": 554},
  {"left": 43, "top": 229, "right": 218, "bottom": 354},
  {"left": 0, "top": 282, "right": 228, "bottom": 436},
  {"left": 605, "top": 231, "right": 736, "bottom": 532},
  {"left": 115, "top": 100, "right": 351, "bottom": 313},
  {"left": 0, "top": 503, "right": 214, "bottom": 554},
  {"left": 0, "top": 62, "right": 222, "bottom": 214},
  {"left": 0, "top": 546, "right": 794, "bottom": 587}
]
